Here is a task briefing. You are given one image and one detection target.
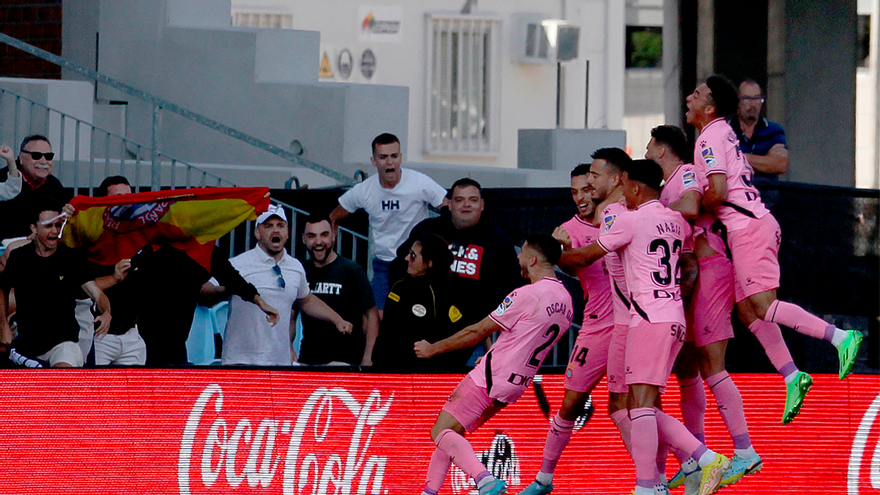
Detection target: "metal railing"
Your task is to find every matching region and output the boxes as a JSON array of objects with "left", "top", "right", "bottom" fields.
[
  {"left": 0, "top": 33, "right": 355, "bottom": 188},
  {"left": 0, "top": 87, "right": 235, "bottom": 192}
]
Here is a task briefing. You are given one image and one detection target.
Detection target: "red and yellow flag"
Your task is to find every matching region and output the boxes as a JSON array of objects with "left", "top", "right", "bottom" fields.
[{"left": 62, "top": 187, "right": 270, "bottom": 269}]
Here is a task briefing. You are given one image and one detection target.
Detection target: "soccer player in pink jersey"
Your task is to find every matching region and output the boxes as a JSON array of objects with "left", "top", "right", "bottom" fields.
[
  {"left": 648, "top": 125, "right": 761, "bottom": 490},
  {"left": 686, "top": 76, "right": 863, "bottom": 425},
  {"left": 516, "top": 164, "right": 615, "bottom": 495},
  {"left": 413, "top": 234, "right": 574, "bottom": 495},
  {"left": 560, "top": 159, "right": 729, "bottom": 495}
]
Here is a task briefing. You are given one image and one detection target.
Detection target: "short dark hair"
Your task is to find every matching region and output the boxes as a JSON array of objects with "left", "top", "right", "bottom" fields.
[
  {"left": 96, "top": 176, "right": 131, "bottom": 197},
  {"left": 20, "top": 134, "right": 51, "bottom": 152},
  {"left": 449, "top": 177, "right": 482, "bottom": 198},
  {"left": 416, "top": 234, "right": 453, "bottom": 278},
  {"left": 29, "top": 196, "right": 64, "bottom": 227},
  {"left": 738, "top": 77, "right": 763, "bottom": 94},
  {"left": 524, "top": 233, "right": 562, "bottom": 266},
  {"left": 624, "top": 159, "right": 664, "bottom": 192},
  {"left": 590, "top": 148, "right": 632, "bottom": 175},
  {"left": 650, "top": 125, "right": 691, "bottom": 163},
  {"left": 706, "top": 75, "right": 739, "bottom": 118},
  {"left": 371, "top": 133, "right": 400, "bottom": 155},
  {"left": 571, "top": 163, "right": 591, "bottom": 178},
  {"left": 304, "top": 213, "right": 333, "bottom": 228}
]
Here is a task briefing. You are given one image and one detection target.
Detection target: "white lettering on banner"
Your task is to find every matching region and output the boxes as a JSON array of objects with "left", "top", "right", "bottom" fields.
[
  {"left": 179, "top": 384, "right": 393, "bottom": 495},
  {"left": 848, "top": 392, "right": 880, "bottom": 494}
]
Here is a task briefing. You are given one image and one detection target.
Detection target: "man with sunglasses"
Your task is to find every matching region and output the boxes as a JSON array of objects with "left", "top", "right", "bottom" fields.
[
  {"left": 728, "top": 79, "right": 788, "bottom": 180},
  {"left": 215, "top": 205, "right": 352, "bottom": 366},
  {"left": 0, "top": 135, "right": 70, "bottom": 243}
]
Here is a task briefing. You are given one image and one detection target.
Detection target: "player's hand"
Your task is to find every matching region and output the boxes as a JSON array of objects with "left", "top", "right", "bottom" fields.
[
  {"left": 62, "top": 203, "right": 76, "bottom": 218},
  {"left": 552, "top": 225, "right": 572, "bottom": 250},
  {"left": 414, "top": 340, "right": 434, "bottom": 359},
  {"left": 335, "top": 319, "right": 353, "bottom": 334},
  {"left": 114, "top": 259, "right": 132, "bottom": 282},
  {"left": 0, "top": 145, "right": 14, "bottom": 164},
  {"left": 94, "top": 312, "right": 112, "bottom": 337}
]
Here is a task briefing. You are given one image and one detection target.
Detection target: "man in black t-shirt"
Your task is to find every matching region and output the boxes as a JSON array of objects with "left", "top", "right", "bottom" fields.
[
  {"left": 299, "top": 215, "right": 378, "bottom": 366},
  {"left": 0, "top": 200, "right": 111, "bottom": 367}
]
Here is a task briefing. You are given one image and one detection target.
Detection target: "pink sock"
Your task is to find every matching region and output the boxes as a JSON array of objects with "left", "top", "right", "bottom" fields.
[
  {"left": 656, "top": 444, "right": 669, "bottom": 483},
  {"left": 540, "top": 413, "right": 575, "bottom": 474},
  {"left": 748, "top": 319, "right": 798, "bottom": 377},
  {"left": 423, "top": 448, "right": 452, "bottom": 495},
  {"left": 706, "top": 371, "right": 751, "bottom": 449},
  {"left": 767, "top": 300, "right": 834, "bottom": 341},
  {"left": 678, "top": 375, "right": 706, "bottom": 443},
  {"left": 435, "top": 429, "right": 490, "bottom": 483},
  {"left": 630, "top": 407, "right": 659, "bottom": 490},
  {"left": 655, "top": 410, "right": 702, "bottom": 460},
  {"left": 610, "top": 409, "right": 633, "bottom": 455}
]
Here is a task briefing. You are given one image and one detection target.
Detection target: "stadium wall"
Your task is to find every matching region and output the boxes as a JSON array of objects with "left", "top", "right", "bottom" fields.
[{"left": 0, "top": 370, "right": 876, "bottom": 494}]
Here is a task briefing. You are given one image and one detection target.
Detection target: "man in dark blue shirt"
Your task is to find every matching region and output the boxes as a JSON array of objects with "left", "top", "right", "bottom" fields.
[{"left": 729, "top": 79, "right": 789, "bottom": 180}]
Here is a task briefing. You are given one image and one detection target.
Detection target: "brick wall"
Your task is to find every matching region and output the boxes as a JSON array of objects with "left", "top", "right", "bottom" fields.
[{"left": 0, "top": 0, "right": 63, "bottom": 79}]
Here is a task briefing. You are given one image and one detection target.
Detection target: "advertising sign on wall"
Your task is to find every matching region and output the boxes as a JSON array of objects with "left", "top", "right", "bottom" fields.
[{"left": 358, "top": 6, "right": 403, "bottom": 42}]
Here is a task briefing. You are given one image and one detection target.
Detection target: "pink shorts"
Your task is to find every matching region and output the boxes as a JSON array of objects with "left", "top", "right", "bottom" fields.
[
  {"left": 625, "top": 320, "right": 686, "bottom": 389},
  {"left": 442, "top": 375, "right": 505, "bottom": 433},
  {"left": 606, "top": 324, "right": 629, "bottom": 394},
  {"left": 727, "top": 214, "right": 781, "bottom": 302},
  {"left": 687, "top": 254, "right": 735, "bottom": 347},
  {"left": 564, "top": 322, "right": 613, "bottom": 393}
]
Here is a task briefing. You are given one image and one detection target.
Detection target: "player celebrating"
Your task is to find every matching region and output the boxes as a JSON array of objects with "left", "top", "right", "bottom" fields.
[
  {"left": 648, "top": 125, "right": 761, "bottom": 490},
  {"left": 560, "top": 160, "right": 729, "bottom": 495},
  {"left": 686, "top": 76, "right": 864, "bottom": 424},
  {"left": 414, "top": 234, "right": 574, "bottom": 495},
  {"left": 516, "top": 164, "right": 615, "bottom": 495}
]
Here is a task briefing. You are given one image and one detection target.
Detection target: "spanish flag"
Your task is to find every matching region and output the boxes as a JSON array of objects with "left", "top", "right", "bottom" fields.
[{"left": 62, "top": 187, "right": 270, "bottom": 270}]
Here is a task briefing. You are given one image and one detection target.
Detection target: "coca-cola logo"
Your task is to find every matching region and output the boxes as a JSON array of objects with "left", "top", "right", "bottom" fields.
[
  {"left": 179, "top": 384, "right": 393, "bottom": 494},
  {"left": 848, "top": 393, "right": 880, "bottom": 494}
]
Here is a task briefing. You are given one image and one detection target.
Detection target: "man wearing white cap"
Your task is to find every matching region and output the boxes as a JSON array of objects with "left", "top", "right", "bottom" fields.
[{"left": 214, "top": 205, "right": 353, "bottom": 365}]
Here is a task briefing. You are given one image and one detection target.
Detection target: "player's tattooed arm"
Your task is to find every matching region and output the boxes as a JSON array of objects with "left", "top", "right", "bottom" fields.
[{"left": 414, "top": 315, "right": 501, "bottom": 359}]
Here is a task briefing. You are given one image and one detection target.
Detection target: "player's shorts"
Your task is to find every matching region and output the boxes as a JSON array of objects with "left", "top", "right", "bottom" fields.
[
  {"left": 564, "top": 322, "right": 613, "bottom": 393},
  {"left": 37, "top": 341, "right": 84, "bottom": 367},
  {"left": 727, "top": 214, "right": 781, "bottom": 302},
  {"left": 687, "top": 254, "right": 735, "bottom": 347},
  {"left": 442, "top": 375, "right": 506, "bottom": 433},
  {"left": 625, "top": 320, "right": 686, "bottom": 390},
  {"left": 606, "top": 324, "right": 629, "bottom": 394}
]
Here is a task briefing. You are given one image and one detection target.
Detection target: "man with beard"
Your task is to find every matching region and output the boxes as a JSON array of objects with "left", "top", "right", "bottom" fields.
[
  {"left": 212, "top": 205, "right": 352, "bottom": 366},
  {"left": 728, "top": 79, "right": 788, "bottom": 179},
  {"left": 330, "top": 133, "right": 448, "bottom": 314},
  {"left": 298, "top": 214, "right": 378, "bottom": 366}
]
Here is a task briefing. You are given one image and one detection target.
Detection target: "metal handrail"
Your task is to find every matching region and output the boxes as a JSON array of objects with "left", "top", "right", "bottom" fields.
[{"left": 0, "top": 33, "right": 355, "bottom": 187}]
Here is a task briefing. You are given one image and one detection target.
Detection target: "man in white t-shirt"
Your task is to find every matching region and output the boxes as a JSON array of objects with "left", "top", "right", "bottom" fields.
[
  {"left": 213, "top": 205, "right": 353, "bottom": 365},
  {"left": 330, "top": 133, "right": 448, "bottom": 313}
]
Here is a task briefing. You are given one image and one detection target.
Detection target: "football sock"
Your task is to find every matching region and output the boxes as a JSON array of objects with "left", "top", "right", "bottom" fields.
[
  {"left": 630, "top": 407, "right": 660, "bottom": 490},
  {"left": 435, "top": 429, "right": 490, "bottom": 483},
  {"left": 656, "top": 444, "right": 669, "bottom": 482},
  {"left": 655, "top": 409, "right": 702, "bottom": 461},
  {"left": 706, "top": 371, "right": 751, "bottom": 449},
  {"left": 679, "top": 374, "right": 706, "bottom": 443},
  {"left": 610, "top": 408, "right": 633, "bottom": 455},
  {"left": 766, "top": 300, "right": 836, "bottom": 341},
  {"left": 423, "top": 447, "right": 452, "bottom": 495},
  {"left": 748, "top": 319, "right": 797, "bottom": 376},
  {"left": 734, "top": 446, "right": 758, "bottom": 459},
  {"left": 539, "top": 413, "right": 575, "bottom": 476}
]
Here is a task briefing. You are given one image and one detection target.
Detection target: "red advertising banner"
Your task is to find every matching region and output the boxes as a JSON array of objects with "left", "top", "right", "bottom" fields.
[{"left": 0, "top": 371, "right": 877, "bottom": 494}]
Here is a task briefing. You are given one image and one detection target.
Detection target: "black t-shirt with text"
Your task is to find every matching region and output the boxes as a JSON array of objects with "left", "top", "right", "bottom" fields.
[
  {"left": 2, "top": 244, "right": 90, "bottom": 356},
  {"left": 299, "top": 256, "right": 375, "bottom": 365}
]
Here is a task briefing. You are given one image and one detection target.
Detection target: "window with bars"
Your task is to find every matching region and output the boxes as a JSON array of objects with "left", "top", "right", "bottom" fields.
[
  {"left": 232, "top": 12, "right": 293, "bottom": 29},
  {"left": 425, "top": 14, "right": 501, "bottom": 154}
]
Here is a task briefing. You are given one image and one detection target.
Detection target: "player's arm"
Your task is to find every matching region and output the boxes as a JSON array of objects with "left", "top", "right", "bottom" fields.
[
  {"left": 745, "top": 144, "right": 788, "bottom": 175},
  {"left": 667, "top": 190, "right": 702, "bottom": 222},
  {"left": 557, "top": 241, "right": 608, "bottom": 270},
  {"left": 361, "top": 306, "right": 379, "bottom": 365},
  {"left": 702, "top": 173, "right": 728, "bottom": 213},
  {"left": 414, "top": 315, "right": 501, "bottom": 359},
  {"left": 81, "top": 280, "right": 112, "bottom": 337},
  {"left": 0, "top": 286, "right": 12, "bottom": 347},
  {"left": 297, "top": 293, "right": 353, "bottom": 335},
  {"left": 329, "top": 204, "right": 352, "bottom": 231}
]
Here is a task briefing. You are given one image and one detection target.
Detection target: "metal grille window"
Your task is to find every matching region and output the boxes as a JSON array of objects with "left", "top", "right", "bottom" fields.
[
  {"left": 232, "top": 12, "right": 293, "bottom": 29},
  {"left": 425, "top": 14, "right": 501, "bottom": 154}
]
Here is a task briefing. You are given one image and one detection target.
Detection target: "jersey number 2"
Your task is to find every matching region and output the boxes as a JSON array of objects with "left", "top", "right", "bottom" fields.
[{"left": 528, "top": 324, "right": 560, "bottom": 368}]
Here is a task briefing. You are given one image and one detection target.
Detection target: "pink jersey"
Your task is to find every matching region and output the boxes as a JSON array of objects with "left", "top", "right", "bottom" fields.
[
  {"left": 659, "top": 164, "right": 703, "bottom": 252},
  {"left": 597, "top": 200, "right": 692, "bottom": 326},
  {"left": 561, "top": 215, "right": 613, "bottom": 328},
  {"left": 695, "top": 118, "right": 770, "bottom": 232},
  {"left": 469, "top": 278, "right": 573, "bottom": 403},
  {"left": 601, "top": 202, "right": 631, "bottom": 325}
]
